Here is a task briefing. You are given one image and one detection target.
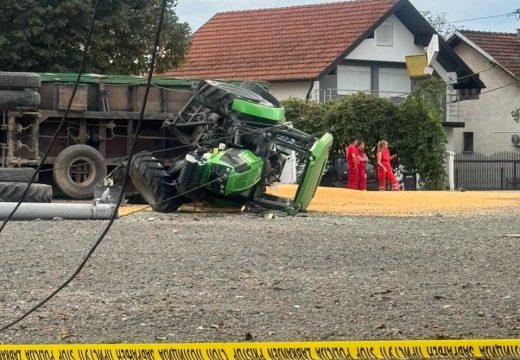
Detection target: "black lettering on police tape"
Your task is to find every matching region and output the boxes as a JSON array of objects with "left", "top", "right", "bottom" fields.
[
  {"left": 479, "top": 345, "right": 520, "bottom": 358},
  {"left": 425, "top": 346, "right": 474, "bottom": 358},
  {"left": 115, "top": 349, "right": 155, "bottom": 360},
  {"left": 206, "top": 349, "right": 229, "bottom": 360},
  {"left": 58, "top": 350, "right": 76, "bottom": 360},
  {"left": 233, "top": 348, "right": 266, "bottom": 360},
  {"left": 355, "top": 347, "right": 376, "bottom": 360},
  {"left": 158, "top": 349, "right": 204, "bottom": 360},
  {"left": 266, "top": 347, "right": 313, "bottom": 360},
  {"left": 25, "top": 350, "right": 56, "bottom": 360},
  {"left": 78, "top": 349, "right": 115, "bottom": 360},
  {"left": 315, "top": 346, "right": 353, "bottom": 360},
  {"left": 0, "top": 350, "right": 22, "bottom": 360},
  {"left": 379, "top": 346, "right": 426, "bottom": 359}
]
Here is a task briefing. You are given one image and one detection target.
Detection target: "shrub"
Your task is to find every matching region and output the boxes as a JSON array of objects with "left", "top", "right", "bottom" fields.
[{"left": 282, "top": 78, "right": 448, "bottom": 189}]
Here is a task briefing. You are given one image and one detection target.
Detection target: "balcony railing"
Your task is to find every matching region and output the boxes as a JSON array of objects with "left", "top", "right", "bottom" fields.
[{"left": 315, "top": 88, "right": 410, "bottom": 103}]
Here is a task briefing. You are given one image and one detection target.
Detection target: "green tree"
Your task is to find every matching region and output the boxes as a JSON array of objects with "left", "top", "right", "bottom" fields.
[
  {"left": 325, "top": 93, "right": 399, "bottom": 161},
  {"left": 421, "top": 10, "right": 458, "bottom": 38},
  {"left": 397, "top": 79, "right": 447, "bottom": 189},
  {"left": 282, "top": 79, "right": 448, "bottom": 189},
  {"left": 283, "top": 97, "right": 330, "bottom": 137},
  {"left": 0, "top": 0, "right": 190, "bottom": 74}
]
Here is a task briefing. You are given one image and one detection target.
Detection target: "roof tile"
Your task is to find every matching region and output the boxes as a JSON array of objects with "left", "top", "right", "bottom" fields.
[
  {"left": 165, "top": 0, "right": 399, "bottom": 81},
  {"left": 461, "top": 30, "right": 520, "bottom": 79}
]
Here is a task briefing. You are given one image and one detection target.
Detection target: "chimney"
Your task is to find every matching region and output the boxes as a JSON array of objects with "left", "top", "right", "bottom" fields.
[{"left": 517, "top": 29, "right": 520, "bottom": 39}]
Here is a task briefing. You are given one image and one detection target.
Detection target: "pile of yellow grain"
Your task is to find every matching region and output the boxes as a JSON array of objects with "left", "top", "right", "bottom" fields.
[
  {"left": 273, "top": 185, "right": 520, "bottom": 216},
  {"left": 119, "top": 186, "right": 520, "bottom": 217}
]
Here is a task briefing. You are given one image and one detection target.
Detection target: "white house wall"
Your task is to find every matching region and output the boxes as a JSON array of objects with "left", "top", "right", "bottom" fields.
[
  {"left": 452, "top": 42, "right": 520, "bottom": 155},
  {"left": 346, "top": 14, "right": 424, "bottom": 63},
  {"left": 270, "top": 14, "right": 426, "bottom": 101},
  {"left": 270, "top": 81, "right": 311, "bottom": 101}
]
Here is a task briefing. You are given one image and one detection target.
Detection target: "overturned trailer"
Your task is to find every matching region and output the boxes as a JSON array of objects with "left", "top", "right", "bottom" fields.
[
  {"left": 1, "top": 73, "right": 332, "bottom": 212},
  {"left": 1, "top": 73, "right": 196, "bottom": 199}
]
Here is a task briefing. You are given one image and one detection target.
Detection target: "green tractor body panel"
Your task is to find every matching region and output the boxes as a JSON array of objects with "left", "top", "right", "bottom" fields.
[
  {"left": 231, "top": 98, "right": 285, "bottom": 124},
  {"left": 124, "top": 79, "right": 334, "bottom": 215},
  {"left": 293, "top": 133, "right": 334, "bottom": 211},
  {"left": 201, "top": 148, "right": 264, "bottom": 196}
]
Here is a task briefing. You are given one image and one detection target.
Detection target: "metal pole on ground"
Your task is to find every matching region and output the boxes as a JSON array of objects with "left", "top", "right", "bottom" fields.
[{"left": 0, "top": 202, "right": 116, "bottom": 220}]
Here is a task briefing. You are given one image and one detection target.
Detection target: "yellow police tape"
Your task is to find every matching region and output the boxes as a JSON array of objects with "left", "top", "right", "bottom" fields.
[{"left": 2, "top": 340, "right": 520, "bottom": 360}]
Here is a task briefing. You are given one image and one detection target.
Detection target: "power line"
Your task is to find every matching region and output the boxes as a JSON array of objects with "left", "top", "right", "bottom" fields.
[
  {"left": 446, "top": 81, "right": 518, "bottom": 104},
  {"left": 0, "top": 0, "right": 169, "bottom": 333},
  {"left": 479, "top": 81, "right": 519, "bottom": 96},
  {"left": 33, "top": 126, "right": 268, "bottom": 175},
  {"left": 446, "top": 66, "right": 494, "bottom": 85},
  {"left": 446, "top": 9, "right": 520, "bottom": 24},
  {"left": 386, "top": 65, "right": 496, "bottom": 99},
  {"left": 118, "top": 177, "right": 226, "bottom": 219},
  {"left": 0, "top": 0, "right": 102, "bottom": 235}
]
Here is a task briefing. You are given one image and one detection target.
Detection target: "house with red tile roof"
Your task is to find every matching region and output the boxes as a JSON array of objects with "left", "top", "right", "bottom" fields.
[
  {"left": 448, "top": 30, "right": 520, "bottom": 190},
  {"left": 166, "top": 0, "right": 481, "bottom": 104},
  {"left": 447, "top": 30, "right": 520, "bottom": 189}
]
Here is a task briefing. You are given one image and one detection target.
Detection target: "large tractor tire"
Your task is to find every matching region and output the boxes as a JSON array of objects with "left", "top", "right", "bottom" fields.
[
  {"left": 195, "top": 80, "right": 266, "bottom": 117},
  {"left": 0, "top": 72, "right": 41, "bottom": 89},
  {"left": 240, "top": 81, "right": 281, "bottom": 107},
  {"left": 129, "top": 151, "right": 183, "bottom": 213},
  {"left": 0, "top": 168, "right": 38, "bottom": 182},
  {"left": 53, "top": 145, "right": 107, "bottom": 199},
  {"left": 0, "top": 90, "right": 40, "bottom": 107},
  {"left": 0, "top": 182, "right": 52, "bottom": 203}
]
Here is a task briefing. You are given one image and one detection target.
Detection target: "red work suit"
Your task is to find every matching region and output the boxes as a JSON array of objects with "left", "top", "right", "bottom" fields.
[
  {"left": 357, "top": 150, "right": 368, "bottom": 191},
  {"left": 346, "top": 144, "right": 359, "bottom": 189},
  {"left": 377, "top": 148, "right": 399, "bottom": 191}
]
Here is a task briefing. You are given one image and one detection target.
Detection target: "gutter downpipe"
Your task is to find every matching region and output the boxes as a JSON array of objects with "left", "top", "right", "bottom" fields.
[{"left": 305, "top": 79, "right": 316, "bottom": 101}]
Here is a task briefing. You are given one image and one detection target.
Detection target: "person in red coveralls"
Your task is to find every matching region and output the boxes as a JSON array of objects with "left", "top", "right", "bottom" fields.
[
  {"left": 376, "top": 140, "right": 399, "bottom": 191},
  {"left": 356, "top": 141, "right": 368, "bottom": 191},
  {"left": 345, "top": 137, "right": 358, "bottom": 189}
]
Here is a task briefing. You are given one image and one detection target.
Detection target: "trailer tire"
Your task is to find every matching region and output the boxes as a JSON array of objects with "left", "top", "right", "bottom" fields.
[
  {"left": 0, "top": 90, "right": 40, "bottom": 107},
  {"left": 0, "top": 72, "right": 41, "bottom": 89},
  {"left": 53, "top": 145, "right": 107, "bottom": 199},
  {"left": 195, "top": 80, "right": 267, "bottom": 117},
  {"left": 0, "top": 168, "right": 38, "bottom": 182},
  {"left": 0, "top": 182, "right": 52, "bottom": 203},
  {"left": 129, "top": 151, "right": 183, "bottom": 212}
]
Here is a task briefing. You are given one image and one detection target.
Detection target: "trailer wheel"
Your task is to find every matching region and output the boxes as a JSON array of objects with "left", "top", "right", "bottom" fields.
[
  {"left": 53, "top": 145, "right": 107, "bottom": 199},
  {"left": 0, "top": 90, "right": 40, "bottom": 107},
  {"left": 0, "top": 182, "right": 52, "bottom": 203},
  {"left": 0, "top": 168, "right": 38, "bottom": 182},
  {"left": 0, "top": 72, "right": 41, "bottom": 89},
  {"left": 129, "top": 151, "right": 183, "bottom": 213}
]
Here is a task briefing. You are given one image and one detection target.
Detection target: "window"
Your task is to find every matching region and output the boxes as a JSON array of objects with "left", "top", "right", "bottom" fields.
[
  {"left": 375, "top": 21, "right": 393, "bottom": 46},
  {"left": 378, "top": 68, "right": 411, "bottom": 97},
  {"left": 463, "top": 132, "right": 474, "bottom": 152},
  {"left": 337, "top": 65, "right": 371, "bottom": 95}
]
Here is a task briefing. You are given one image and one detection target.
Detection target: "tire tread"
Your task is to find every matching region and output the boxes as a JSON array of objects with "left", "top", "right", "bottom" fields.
[
  {"left": 0, "top": 72, "right": 41, "bottom": 89},
  {"left": 129, "top": 152, "right": 183, "bottom": 213},
  {"left": 0, "top": 182, "right": 52, "bottom": 202}
]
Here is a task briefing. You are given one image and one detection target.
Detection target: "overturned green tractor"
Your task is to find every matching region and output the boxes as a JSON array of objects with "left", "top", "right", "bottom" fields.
[{"left": 127, "top": 80, "right": 333, "bottom": 214}]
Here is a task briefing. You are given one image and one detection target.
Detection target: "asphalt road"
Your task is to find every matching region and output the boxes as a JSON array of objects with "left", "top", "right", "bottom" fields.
[{"left": 0, "top": 211, "right": 519, "bottom": 343}]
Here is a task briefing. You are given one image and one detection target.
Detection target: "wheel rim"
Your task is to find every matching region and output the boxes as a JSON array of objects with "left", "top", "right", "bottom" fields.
[{"left": 67, "top": 157, "right": 96, "bottom": 187}]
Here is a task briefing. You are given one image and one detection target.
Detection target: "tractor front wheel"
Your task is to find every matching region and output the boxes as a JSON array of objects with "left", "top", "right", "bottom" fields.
[{"left": 129, "top": 152, "right": 184, "bottom": 213}]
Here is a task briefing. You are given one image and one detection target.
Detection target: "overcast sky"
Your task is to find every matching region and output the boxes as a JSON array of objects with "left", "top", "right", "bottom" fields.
[{"left": 176, "top": 0, "right": 520, "bottom": 33}]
